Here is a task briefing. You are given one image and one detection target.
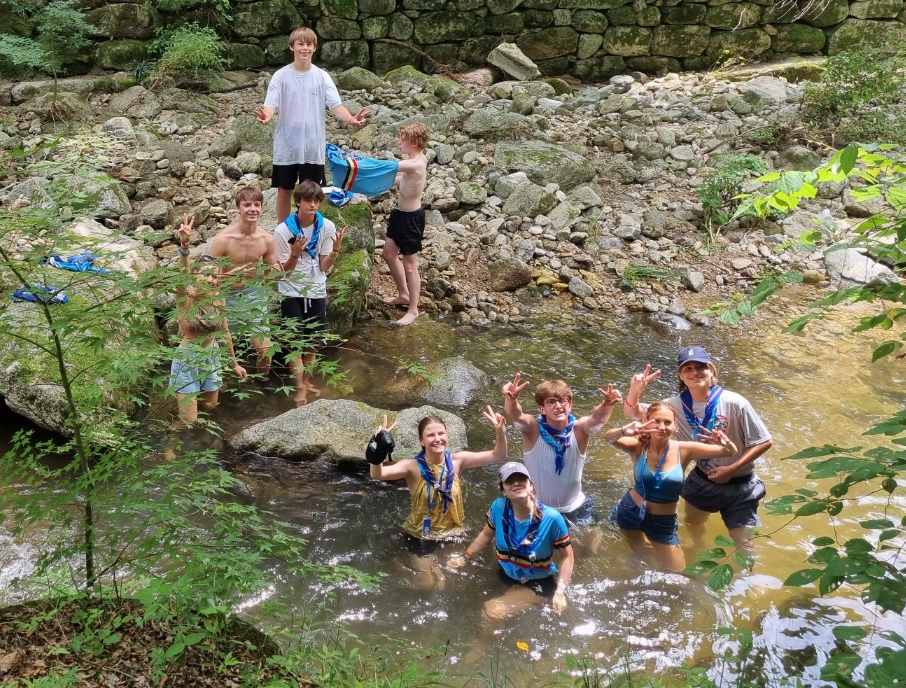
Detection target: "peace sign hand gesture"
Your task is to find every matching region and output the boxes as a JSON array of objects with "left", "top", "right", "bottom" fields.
[
  {"left": 620, "top": 419, "right": 658, "bottom": 438},
  {"left": 501, "top": 372, "right": 530, "bottom": 400},
  {"left": 177, "top": 213, "right": 195, "bottom": 249},
  {"left": 629, "top": 364, "right": 661, "bottom": 395},
  {"left": 482, "top": 405, "right": 505, "bottom": 428},
  {"left": 597, "top": 384, "right": 623, "bottom": 407},
  {"left": 696, "top": 427, "right": 730, "bottom": 448},
  {"left": 373, "top": 413, "right": 398, "bottom": 437}
]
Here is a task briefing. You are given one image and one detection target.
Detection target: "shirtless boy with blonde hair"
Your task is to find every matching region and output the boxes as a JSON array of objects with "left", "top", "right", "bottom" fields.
[
  {"left": 210, "top": 186, "right": 279, "bottom": 375},
  {"left": 382, "top": 123, "right": 429, "bottom": 326}
]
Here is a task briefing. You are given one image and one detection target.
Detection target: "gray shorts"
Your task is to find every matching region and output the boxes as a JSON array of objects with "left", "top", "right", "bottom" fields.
[
  {"left": 682, "top": 467, "right": 766, "bottom": 529},
  {"left": 225, "top": 285, "right": 270, "bottom": 337}
]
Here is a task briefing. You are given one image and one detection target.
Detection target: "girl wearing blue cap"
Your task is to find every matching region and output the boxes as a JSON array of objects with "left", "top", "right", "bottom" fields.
[
  {"left": 456, "top": 462, "right": 574, "bottom": 619},
  {"left": 623, "top": 347, "right": 772, "bottom": 550}
]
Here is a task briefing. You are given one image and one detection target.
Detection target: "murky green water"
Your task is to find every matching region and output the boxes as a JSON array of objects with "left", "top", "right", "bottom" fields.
[{"left": 2, "top": 288, "right": 905, "bottom": 684}]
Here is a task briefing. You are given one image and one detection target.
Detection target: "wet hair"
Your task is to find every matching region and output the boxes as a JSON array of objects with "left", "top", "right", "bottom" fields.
[
  {"left": 417, "top": 415, "right": 447, "bottom": 444},
  {"left": 639, "top": 400, "right": 676, "bottom": 449},
  {"left": 498, "top": 476, "right": 543, "bottom": 520},
  {"left": 677, "top": 362, "right": 719, "bottom": 393},
  {"left": 534, "top": 380, "right": 573, "bottom": 407},
  {"left": 399, "top": 123, "right": 430, "bottom": 152},
  {"left": 293, "top": 179, "right": 324, "bottom": 207},
  {"left": 234, "top": 186, "right": 263, "bottom": 207},
  {"left": 288, "top": 26, "right": 317, "bottom": 49}
]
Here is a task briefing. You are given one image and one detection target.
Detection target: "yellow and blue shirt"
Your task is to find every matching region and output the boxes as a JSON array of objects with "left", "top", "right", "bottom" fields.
[{"left": 488, "top": 498, "right": 570, "bottom": 581}]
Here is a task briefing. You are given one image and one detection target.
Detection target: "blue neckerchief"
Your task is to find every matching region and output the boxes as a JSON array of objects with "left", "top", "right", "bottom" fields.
[
  {"left": 537, "top": 413, "right": 576, "bottom": 475},
  {"left": 501, "top": 498, "right": 543, "bottom": 570},
  {"left": 680, "top": 386, "right": 723, "bottom": 439},
  {"left": 285, "top": 211, "right": 324, "bottom": 260},
  {"left": 415, "top": 451, "right": 455, "bottom": 514}
]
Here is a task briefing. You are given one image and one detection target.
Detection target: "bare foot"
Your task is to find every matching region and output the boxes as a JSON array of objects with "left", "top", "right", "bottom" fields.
[
  {"left": 294, "top": 390, "right": 308, "bottom": 407},
  {"left": 305, "top": 382, "right": 321, "bottom": 397},
  {"left": 395, "top": 310, "right": 419, "bottom": 326},
  {"left": 383, "top": 295, "right": 409, "bottom": 307}
]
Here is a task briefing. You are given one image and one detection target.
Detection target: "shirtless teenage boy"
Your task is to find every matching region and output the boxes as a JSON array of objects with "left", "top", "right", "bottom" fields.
[
  {"left": 382, "top": 123, "right": 429, "bottom": 327},
  {"left": 210, "top": 186, "right": 279, "bottom": 375}
]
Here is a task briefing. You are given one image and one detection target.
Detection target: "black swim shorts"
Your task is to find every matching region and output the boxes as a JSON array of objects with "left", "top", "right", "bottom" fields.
[
  {"left": 386, "top": 207, "right": 425, "bottom": 256},
  {"left": 683, "top": 467, "right": 766, "bottom": 529},
  {"left": 496, "top": 565, "right": 558, "bottom": 598},
  {"left": 272, "top": 163, "right": 325, "bottom": 190},
  {"left": 281, "top": 296, "right": 327, "bottom": 349}
]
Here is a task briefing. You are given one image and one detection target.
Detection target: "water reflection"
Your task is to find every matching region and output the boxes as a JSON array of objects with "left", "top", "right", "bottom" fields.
[{"left": 2, "top": 289, "right": 905, "bottom": 685}]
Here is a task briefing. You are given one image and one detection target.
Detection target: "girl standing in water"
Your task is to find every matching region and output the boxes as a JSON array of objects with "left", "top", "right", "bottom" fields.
[
  {"left": 369, "top": 407, "right": 507, "bottom": 588},
  {"left": 170, "top": 214, "right": 247, "bottom": 429},
  {"left": 604, "top": 401, "right": 737, "bottom": 571}
]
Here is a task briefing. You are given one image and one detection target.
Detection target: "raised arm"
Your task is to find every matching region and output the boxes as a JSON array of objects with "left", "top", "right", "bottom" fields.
[
  {"left": 501, "top": 373, "right": 535, "bottom": 432},
  {"left": 603, "top": 419, "right": 657, "bottom": 455},
  {"left": 678, "top": 428, "right": 738, "bottom": 470},
  {"left": 318, "top": 226, "right": 345, "bottom": 274},
  {"left": 175, "top": 214, "right": 194, "bottom": 299},
  {"left": 331, "top": 105, "right": 370, "bottom": 127},
  {"left": 368, "top": 416, "right": 416, "bottom": 482},
  {"left": 454, "top": 406, "right": 508, "bottom": 471},
  {"left": 575, "top": 384, "right": 623, "bottom": 439},
  {"left": 624, "top": 364, "right": 660, "bottom": 420}
]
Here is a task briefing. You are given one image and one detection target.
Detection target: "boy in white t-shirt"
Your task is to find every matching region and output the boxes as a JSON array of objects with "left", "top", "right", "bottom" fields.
[
  {"left": 274, "top": 181, "right": 345, "bottom": 406},
  {"left": 254, "top": 26, "right": 369, "bottom": 225}
]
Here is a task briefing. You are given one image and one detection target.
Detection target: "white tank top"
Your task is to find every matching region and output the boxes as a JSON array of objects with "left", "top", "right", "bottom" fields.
[{"left": 523, "top": 429, "right": 587, "bottom": 513}]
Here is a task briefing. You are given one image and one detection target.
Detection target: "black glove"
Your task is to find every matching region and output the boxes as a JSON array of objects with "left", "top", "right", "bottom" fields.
[{"left": 366, "top": 429, "right": 395, "bottom": 465}]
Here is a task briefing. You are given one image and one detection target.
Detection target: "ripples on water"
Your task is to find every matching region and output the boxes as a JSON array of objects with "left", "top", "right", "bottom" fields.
[{"left": 2, "top": 291, "right": 905, "bottom": 685}]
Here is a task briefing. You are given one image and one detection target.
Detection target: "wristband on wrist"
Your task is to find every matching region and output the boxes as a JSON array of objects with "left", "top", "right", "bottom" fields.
[
  {"left": 464, "top": 550, "right": 473, "bottom": 559},
  {"left": 178, "top": 246, "right": 190, "bottom": 256},
  {"left": 620, "top": 427, "right": 627, "bottom": 437},
  {"left": 625, "top": 400, "right": 639, "bottom": 408}
]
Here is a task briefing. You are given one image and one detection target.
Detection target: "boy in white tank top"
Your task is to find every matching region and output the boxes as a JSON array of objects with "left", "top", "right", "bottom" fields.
[{"left": 501, "top": 374, "right": 623, "bottom": 526}]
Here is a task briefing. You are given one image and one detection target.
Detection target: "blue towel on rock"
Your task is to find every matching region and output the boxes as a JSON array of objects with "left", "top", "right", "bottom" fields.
[{"left": 12, "top": 284, "right": 69, "bottom": 304}]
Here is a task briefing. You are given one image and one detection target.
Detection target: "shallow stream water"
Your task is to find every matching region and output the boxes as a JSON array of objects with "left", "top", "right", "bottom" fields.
[{"left": 2, "top": 288, "right": 905, "bottom": 685}]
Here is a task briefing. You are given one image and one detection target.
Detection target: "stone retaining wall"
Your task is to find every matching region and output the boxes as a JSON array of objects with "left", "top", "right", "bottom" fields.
[{"left": 26, "top": 0, "right": 906, "bottom": 78}]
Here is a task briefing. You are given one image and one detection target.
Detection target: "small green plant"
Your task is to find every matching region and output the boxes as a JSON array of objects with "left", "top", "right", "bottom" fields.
[
  {"left": 0, "top": 0, "right": 93, "bottom": 93},
  {"left": 621, "top": 265, "right": 675, "bottom": 285},
  {"left": 150, "top": 23, "right": 229, "bottom": 86},
  {"left": 697, "top": 153, "right": 770, "bottom": 241}
]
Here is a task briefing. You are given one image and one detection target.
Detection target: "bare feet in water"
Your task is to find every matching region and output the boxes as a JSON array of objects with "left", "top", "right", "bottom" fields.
[
  {"left": 294, "top": 390, "right": 308, "bottom": 407},
  {"left": 305, "top": 381, "right": 321, "bottom": 398},
  {"left": 395, "top": 310, "right": 419, "bottom": 326},
  {"left": 383, "top": 295, "right": 409, "bottom": 307}
]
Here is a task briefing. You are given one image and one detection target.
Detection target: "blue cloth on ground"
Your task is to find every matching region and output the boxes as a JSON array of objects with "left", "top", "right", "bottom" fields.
[
  {"left": 325, "top": 143, "right": 398, "bottom": 196},
  {"left": 12, "top": 284, "right": 69, "bottom": 304},
  {"left": 40, "top": 250, "right": 107, "bottom": 274},
  {"left": 328, "top": 188, "right": 354, "bottom": 207}
]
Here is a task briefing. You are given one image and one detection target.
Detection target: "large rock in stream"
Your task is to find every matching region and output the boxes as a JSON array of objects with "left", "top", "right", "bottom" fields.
[
  {"left": 0, "top": 219, "right": 158, "bottom": 436},
  {"left": 229, "top": 400, "right": 467, "bottom": 465}
]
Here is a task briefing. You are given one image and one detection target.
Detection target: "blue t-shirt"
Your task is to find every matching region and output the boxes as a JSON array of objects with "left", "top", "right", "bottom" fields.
[{"left": 487, "top": 498, "right": 570, "bottom": 581}]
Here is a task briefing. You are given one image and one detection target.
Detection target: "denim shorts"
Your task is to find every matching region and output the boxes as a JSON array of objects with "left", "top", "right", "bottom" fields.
[
  {"left": 169, "top": 343, "right": 222, "bottom": 394},
  {"left": 561, "top": 497, "right": 600, "bottom": 527},
  {"left": 609, "top": 490, "right": 680, "bottom": 546},
  {"left": 682, "top": 467, "right": 766, "bottom": 529},
  {"left": 225, "top": 285, "right": 270, "bottom": 336}
]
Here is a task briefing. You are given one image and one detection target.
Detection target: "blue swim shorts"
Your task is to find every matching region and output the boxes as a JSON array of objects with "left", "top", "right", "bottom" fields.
[
  {"left": 609, "top": 490, "right": 680, "bottom": 546},
  {"left": 682, "top": 467, "right": 766, "bottom": 530},
  {"left": 169, "top": 343, "right": 222, "bottom": 395},
  {"left": 225, "top": 285, "right": 270, "bottom": 337}
]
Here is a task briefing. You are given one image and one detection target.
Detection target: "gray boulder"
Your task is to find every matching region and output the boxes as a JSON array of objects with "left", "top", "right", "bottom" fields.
[
  {"left": 494, "top": 140, "right": 595, "bottom": 191},
  {"left": 488, "top": 257, "right": 533, "bottom": 291},
  {"left": 10, "top": 77, "right": 112, "bottom": 104},
  {"left": 782, "top": 210, "right": 828, "bottom": 239},
  {"left": 108, "top": 86, "right": 162, "bottom": 120},
  {"left": 462, "top": 108, "right": 537, "bottom": 140},
  {"left": 741, "top": 76, "right": 788, "bottom": 107},
  {"left": 1, "top": 172, "right": 130, "bottom": 220},
  {"left": 503, "top": 182, "right": 557, "bottom": 217},
  {"left": 487, "top": 42, "right": 541, "bottom": 81},
  {"left": 824, "top": 248, "right": 899, "bottom": 289},
  {"left": 336, "top": 66, "right": 388, "bottom": 91},
  {"left": 101, "top": 116, "right": 135, "bottom": 142},
  {"left": 229, "top": 399, "right": 467, "bottom": 464},
  {"left": 454, "top": 181, "right": 488, "bottom": 206},
  {"left": 423, "top": 357, "right": 488, "bottom": 406}
]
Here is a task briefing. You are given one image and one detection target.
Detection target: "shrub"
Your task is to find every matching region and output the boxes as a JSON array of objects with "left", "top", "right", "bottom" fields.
[
  {"left": 151, "top": 23, "right": 228, "bottom": 84},
  {"left": 697, "top": 153, "right": 769, "bottom": 240}
]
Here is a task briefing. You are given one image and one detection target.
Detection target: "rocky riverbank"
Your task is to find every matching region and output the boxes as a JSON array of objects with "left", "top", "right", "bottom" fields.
[{"left": 0, "top": 58, "right": 899, "bottom": 333}]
